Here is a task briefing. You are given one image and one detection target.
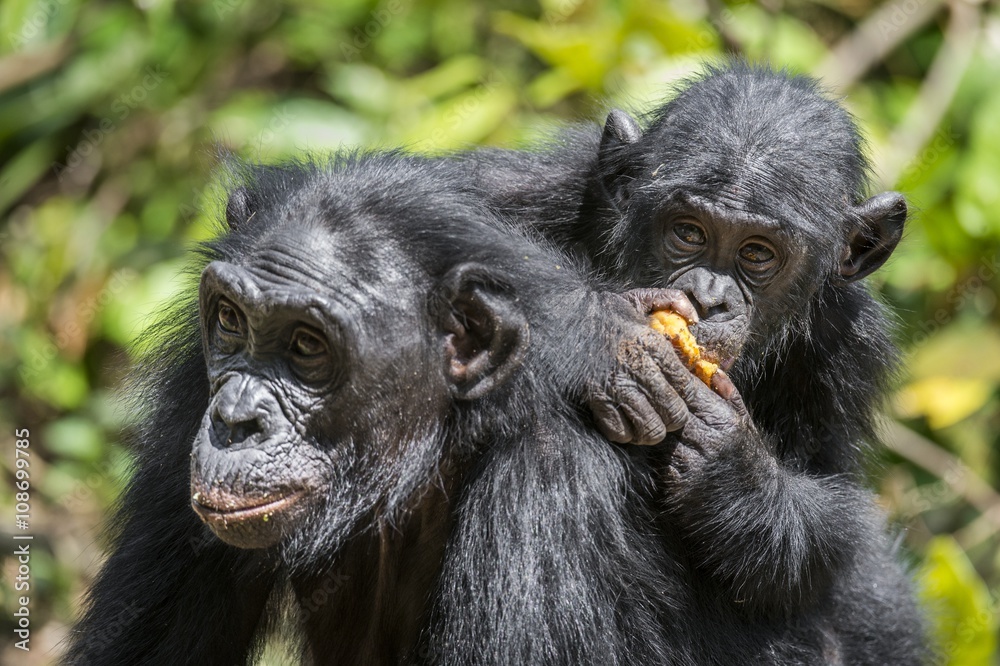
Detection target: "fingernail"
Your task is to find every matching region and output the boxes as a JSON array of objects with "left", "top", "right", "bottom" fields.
[{"left": 711, "top": 370, "right": 735, "bottom": 400}]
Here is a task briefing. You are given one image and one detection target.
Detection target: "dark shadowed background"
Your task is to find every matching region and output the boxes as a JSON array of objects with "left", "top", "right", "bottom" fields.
[{"left": 1, "top": 0, "right": 998, "bottom": 663}]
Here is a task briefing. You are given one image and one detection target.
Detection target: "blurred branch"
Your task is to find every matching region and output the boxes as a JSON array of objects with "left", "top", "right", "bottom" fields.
[
  {"left": 886, "top": 421, "right": 1000, "bottom": 528},
  {"left": 704, "top": 0, "right": 744, "bottom": 53},
  {"left": 816, "top": 0, "right": 945, "bottom": 91},
  {"left": 0, "top": 40, "right": 71, "bottom": 94},
  {"left": 877, "top": 0, "right": 981, "bottom": 188},
  {"left": 953, "top": 504, "right": 1000, "bottom": 551}
]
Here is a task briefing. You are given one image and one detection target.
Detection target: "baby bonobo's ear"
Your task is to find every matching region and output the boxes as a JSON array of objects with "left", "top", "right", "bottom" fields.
[
  {"left": 837, "top": 192, "right": 907, "bottom": 284},
  {"left": 598, "top": 109, "right": 642, "bottom": 210},
  {"left": 436, "top": 263, "right": 529, "bottom": 401}
]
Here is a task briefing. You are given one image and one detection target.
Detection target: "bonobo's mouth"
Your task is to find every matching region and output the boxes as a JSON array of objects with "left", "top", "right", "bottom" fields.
[
  {"left": 192, "top": 489, "right": 304, "bottom": 522},
  {"left": 691, "top": 321, "right": 746, "bottom": 372},
  {"left": 694, "top": 341, "right": 741, "bottom": 371},
  {"left": 190, "top": 485, "right": 308, "bottom": 547}
]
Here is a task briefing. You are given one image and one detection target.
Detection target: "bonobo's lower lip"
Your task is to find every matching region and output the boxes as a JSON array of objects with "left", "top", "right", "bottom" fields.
[
  {"left": 721, "top": 356, "right": 737, "bottom": 371},
  {"left": 191, "top": 490, "right": 304, "bottom": 524}
]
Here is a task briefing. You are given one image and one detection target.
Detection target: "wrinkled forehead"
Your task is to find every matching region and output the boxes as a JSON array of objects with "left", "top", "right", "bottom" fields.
[
  {"left": 648, "top": 186, "right": 841, "bottom": 245},
  {"left": 216, "top": 217, "right": 413, "bottom": 313},
  {"left": 245, "top": 223, "right": 352, "bottom": 287}
]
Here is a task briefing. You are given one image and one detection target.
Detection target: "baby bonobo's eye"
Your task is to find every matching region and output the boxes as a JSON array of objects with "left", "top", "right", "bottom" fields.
[
  {"left": 738, "top": 240, "right": 779, "bottom": 270},
  {"left": 672, "top": 219, "right": 706, "bottom": 247}
]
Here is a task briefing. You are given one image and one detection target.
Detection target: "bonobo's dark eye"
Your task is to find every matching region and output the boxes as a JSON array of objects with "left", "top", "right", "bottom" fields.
[
  {"left": 738, "top": 241, "right": 778, "bottom": 269},
  {"left": 672, "top": 220, "right": 706, "bottom": 247},
  {"left": 291, "top": 327, "right": 328, "bottom": 359},
  {"left": 217, "top": 300, "right": 245, "bottom": 336}
]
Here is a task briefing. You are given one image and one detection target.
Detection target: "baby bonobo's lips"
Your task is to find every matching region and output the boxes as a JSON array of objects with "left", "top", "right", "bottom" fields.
[
  {"left": 690, "top": 322, "right": 745, "bottom": 372},
  {"left": 697, "top": 344, "right": 738, "bottom": 371}
]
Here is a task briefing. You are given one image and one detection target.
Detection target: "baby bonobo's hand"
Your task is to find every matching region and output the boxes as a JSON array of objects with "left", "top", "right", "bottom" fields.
[{"left": 587, "top": 289, "right": 743, "bottom": 446}]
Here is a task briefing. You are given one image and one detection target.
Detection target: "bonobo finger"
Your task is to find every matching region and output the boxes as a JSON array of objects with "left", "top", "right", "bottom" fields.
[
  {"left": 588, "top": 391, "right": 634, "bottom": 444},
  {"left": 622, "top": 288, "right": 698, "bottom": 323},
  {"left": 710, "top": 369, "right": 737, "bottom": 401},
  {"left": 629, "top": 349, "right": 689, "bottom": 433},
  {"left": 641, "top": 331, "right": 701, "bottom": 390},
  {"left": 615, "top": 382, "right": 668, "bottom": 445},
  {"left": 645, "top": 380, "right": 688, "bottom": 434},
  {"left": 711, "top": 370, "right": 749, "bottom": 417}
]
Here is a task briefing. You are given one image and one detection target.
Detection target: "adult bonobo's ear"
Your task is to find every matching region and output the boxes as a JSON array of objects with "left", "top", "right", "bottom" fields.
[
  {"left": 436, "top": 263, "right": 529, "bottom": 401},
  {"left": 598, "top": 109, "right": 642, "bottom": 210},
  {"left": 225, "top": 186, "right": 256, "bottom": 230},
  {"left": 837, "top": 192, "right": 907, "bottom": 284}
]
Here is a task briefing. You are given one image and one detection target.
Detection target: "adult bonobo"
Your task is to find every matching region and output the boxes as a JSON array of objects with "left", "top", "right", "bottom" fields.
[
  {"left": 64, "top": 154, "right": 683, "bottom": 664},
  {"left": 464, "top": 61, "right": 927, "bottom": 663}
]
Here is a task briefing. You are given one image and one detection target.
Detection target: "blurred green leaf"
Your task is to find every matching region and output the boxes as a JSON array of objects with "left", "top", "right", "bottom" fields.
[
  {"left": 907, "top": 323, "right": 1000, "bottom": 382},
  {"left": 210, "top": 94, "right": 371, "bottom": 156},
  {"left": 396, "top": 82, "right": 518, "bottom": 150},
  {"left": 494, "top": 10, "right": 619, "bottom": 93},
  {"left": 44, "top": 416, "right": 105, "bottom": 461},
  {"left": 917, "top": 536, "right": 998, "bottom": 665},
  {"left": 896, "top": 377, "right": 993, "bottom": 430}
]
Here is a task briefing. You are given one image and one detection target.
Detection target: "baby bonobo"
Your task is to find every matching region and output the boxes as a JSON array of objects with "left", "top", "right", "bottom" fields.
[{"left": 462, "top": 61, "right": 927, "bottom": 664}]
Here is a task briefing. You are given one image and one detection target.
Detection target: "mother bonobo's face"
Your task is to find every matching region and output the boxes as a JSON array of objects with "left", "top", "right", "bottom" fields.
[
  {"left": 187, "top": 180, "right": 537, "bottom": 553},
  {"left": 189, "top": 221, "right": 448, "bottom": 550},
  {"left": 192, "top": 224, "right": 357, "bottom": 549}
]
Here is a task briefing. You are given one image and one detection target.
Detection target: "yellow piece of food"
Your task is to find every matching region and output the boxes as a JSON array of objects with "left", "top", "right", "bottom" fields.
[{"left": 648, "top": 310, "right": 718, "bottom": 387}]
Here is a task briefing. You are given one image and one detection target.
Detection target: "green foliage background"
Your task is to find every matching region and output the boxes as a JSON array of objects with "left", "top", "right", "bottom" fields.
[{"left": 1, "top": 0, "right": 999, "bottom": 662}]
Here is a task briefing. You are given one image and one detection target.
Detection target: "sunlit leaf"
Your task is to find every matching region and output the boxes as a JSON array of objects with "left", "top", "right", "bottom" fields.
[
  {"left": 394, "top": 84, "right": 518, "bottom": 151},
  {"left": 210, "top": 95, "right": 372, "bottom": 157},
  {"left": 404, "top": 55, "right": 485, "bottom": 101},
  {"left": 623, "top": 0, "right": 717, "bottom": 55},
  {"left": 907, "top": 322, "right": 1000, "bottom": 382},
  {"left": 102, "top": 259, "right": 190, "bottom": 346},
  {"left": 917, "top": 536, "right": 998, "bottom": 665},
  {"left": 896, "top": 377, "right": 993, "bottom": 430},
  {"left": 493, "top": 11, "right": 619, "bottom": 92},
  {"left": 44, "top": 416, "right": 104, "bottom": 462}
]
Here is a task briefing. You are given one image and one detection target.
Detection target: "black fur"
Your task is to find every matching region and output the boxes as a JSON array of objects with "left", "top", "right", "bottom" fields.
[
  {"left": 66, "top": 62, "right": 928, "bottom": 665},
  {"left": 455, "top": 61, "right": 927, "bottom": 663},
  {"left": 64, "top": 154, "right": 680, "bottom": 665}
]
